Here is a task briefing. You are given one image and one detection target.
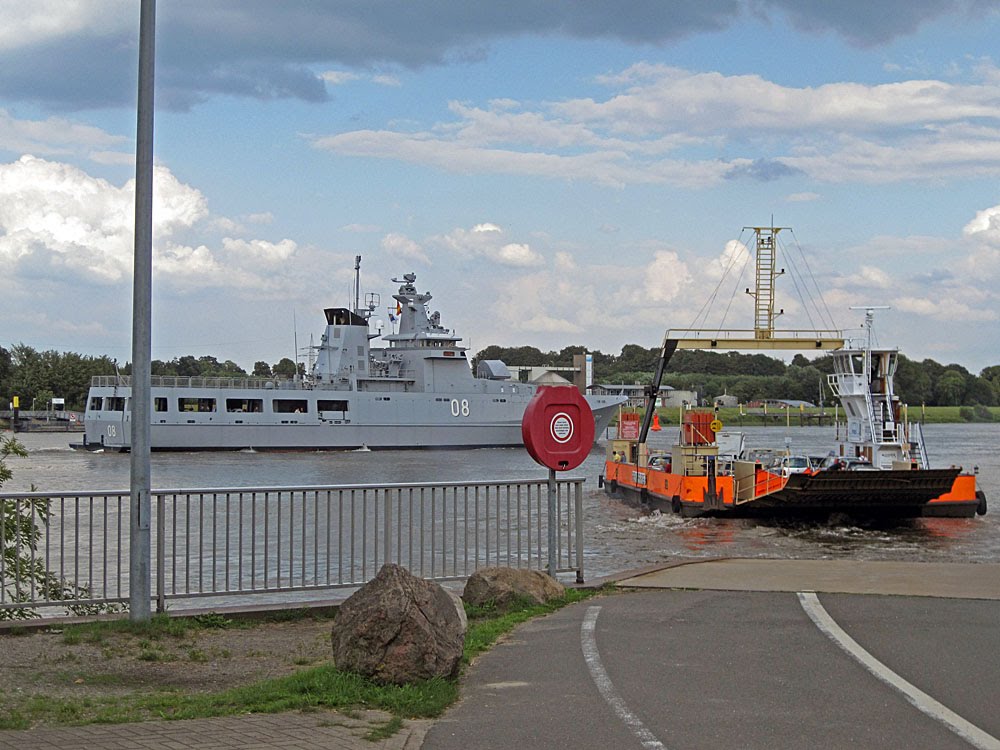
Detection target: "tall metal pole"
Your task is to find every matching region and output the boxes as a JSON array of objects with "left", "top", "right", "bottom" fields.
[{"left": 129, "top": 0, "right": 155, "bottom": 622}]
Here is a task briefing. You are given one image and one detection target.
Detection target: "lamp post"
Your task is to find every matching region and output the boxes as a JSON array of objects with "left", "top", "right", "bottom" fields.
[{"left": 129, "top": 0, "right": 155, "bottom": 622}]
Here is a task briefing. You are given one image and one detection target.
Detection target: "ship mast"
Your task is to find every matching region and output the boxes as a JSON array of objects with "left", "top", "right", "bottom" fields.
[{"left": 637, "top": 225, "right": 845, "bottom": 445}]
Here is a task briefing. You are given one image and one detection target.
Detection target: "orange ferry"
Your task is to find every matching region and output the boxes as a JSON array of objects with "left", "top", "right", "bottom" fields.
[{"left": 601, "top": 227, "right": 986, "bottom": 520}]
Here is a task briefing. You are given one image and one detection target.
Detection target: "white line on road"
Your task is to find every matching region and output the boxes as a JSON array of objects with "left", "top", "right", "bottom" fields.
[
  {"left": 798, "top": 592, "right": 1000, "bottom": 750},
  {"left": 581, "top": 605, "right": 667, "bottom": 750}
]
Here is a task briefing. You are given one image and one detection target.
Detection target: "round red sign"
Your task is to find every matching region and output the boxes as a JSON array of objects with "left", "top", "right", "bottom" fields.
[{"left": 521, "top": 386, "right": 594, "bottom": 471}]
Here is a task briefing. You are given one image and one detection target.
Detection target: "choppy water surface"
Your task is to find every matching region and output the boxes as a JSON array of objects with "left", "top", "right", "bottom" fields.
[{"left": 5, "top": 423, "right": 998, "bottom": 578}]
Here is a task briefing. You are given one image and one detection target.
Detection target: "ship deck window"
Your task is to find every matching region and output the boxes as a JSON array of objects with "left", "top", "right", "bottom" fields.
[
  {"left": 179, "top": 397, "right": 216, "bottom": 412},
  {"left": 226, "top": 398, "right": 263, "bottom": 413},
  {"left": 106, "top": 397, "right": 126, "bottom": 412},
  {"left": 154, "top": 397, "right": 168, "bottom": 412},
  {"left": 317, "top": 400, "right": 349, "bottom": 411},
  {"left": 273, "top": 398, "right": 308, "bottom": 413},
  {"left": 89, "top": 396, "right": 103, "bottom": 411}
]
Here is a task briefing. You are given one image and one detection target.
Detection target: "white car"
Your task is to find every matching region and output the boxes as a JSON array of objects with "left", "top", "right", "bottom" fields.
[{"left": 777, "top": 455, "right": 811, "bottom": 476}]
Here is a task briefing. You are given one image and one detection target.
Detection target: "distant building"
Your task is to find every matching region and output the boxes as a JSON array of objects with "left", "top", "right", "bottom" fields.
[
  {"left": 591, "top": 383, "right": 698, "bottom": 409},
  {"left": 713, "top": 393, "right": 739, "bottom": 408},
  {"left": 747, "top": 398, "right": 816, "bottom": 409}
]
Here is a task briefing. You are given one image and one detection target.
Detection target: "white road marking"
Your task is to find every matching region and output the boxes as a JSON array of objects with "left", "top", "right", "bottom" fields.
[
  {"left": 581, "top": 605, "right": 667, "bottom": 750},
  {"left": 798, "top": 592, "right": 1000, "bottom": 750}
]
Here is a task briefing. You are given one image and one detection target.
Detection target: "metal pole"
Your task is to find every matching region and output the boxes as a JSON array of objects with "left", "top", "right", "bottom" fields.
[
  {"left": 129, "top": 0, "right": 155, "bottom": 622},
  {"left": 547, "top": 468, "right": 557, "bottom": 578},
  {"left": 574, "top": 481, "right": 584, "bottom": 583}
]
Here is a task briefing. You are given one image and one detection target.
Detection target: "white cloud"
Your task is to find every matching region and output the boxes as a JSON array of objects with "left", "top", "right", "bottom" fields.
[
  {"left": 963, "top": 203, "right": 1000, "bottom": 244},
  {"left": 641, "top": 250, "right": 692, "bottom": 303},
  {"left": 341, "top": 222, "right": 380, "bottom": 233},
  {"left": 320, "top": 70, "right": 360, "bottom": 85},
  {"left": 433, "top": 224, "right": 544, "bottom": 267},
  {"left": 0, "top": 155, "right": 301, "bottom": 293},
  {"left": 0, "top": 1, "right": 127, "bottom": 52},
  {"left": 0, "top": 109, "right": 129, "bottom": 162},
  {"left": 853, "top": 265, "right": 893, "bottom": 289},
  {"left": 222, "top": 237, "right": 297, "bottom": 265},
  {"left": 312, "top": 63, "right": 1000, "bottom": 188},
  {"left": 382, "top": 232, "right": 430, "bottom": 263},
  {"left": 893, "top": 295, "right": 998, "bottom": 321}
]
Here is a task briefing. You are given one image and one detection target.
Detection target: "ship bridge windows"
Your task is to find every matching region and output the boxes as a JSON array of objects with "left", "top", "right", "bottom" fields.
[
  {"left": 89, "top": 396, "right": 103, "bottom": 411},
  {"left": 179, "top": 397, "right": 216, "bottom": 412},
  {"left": 106, "top": 396, "right": 126, "bottom": 412},
  {"left": 154, "top": 397, "right": 167, "bottom": 412},
  {"left": 318, "top": 399, "right": 349, "bottom": 412},
  {"left": 273, "top": 398, "right": 308, "bottom": 413},
  {"left": 226, "top": 398, "right": 262, "bottom": 413}
]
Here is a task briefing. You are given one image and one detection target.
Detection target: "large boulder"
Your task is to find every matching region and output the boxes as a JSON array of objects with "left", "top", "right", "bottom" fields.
[
  {"left": 462, "top": 566, "right": 565, "bottom": 610},
  {"left": 331, "top": 563, "right": 467, "bottom": 685}
]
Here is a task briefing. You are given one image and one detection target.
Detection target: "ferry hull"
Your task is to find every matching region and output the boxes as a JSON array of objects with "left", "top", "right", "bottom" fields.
[{"left": 603, "top": 462, "right": 984, "bottom": 519}]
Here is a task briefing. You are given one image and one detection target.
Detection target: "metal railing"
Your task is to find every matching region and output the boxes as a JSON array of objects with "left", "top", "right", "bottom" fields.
[{"left": 1, "top": 478, "right": 584, "bottom": 618}]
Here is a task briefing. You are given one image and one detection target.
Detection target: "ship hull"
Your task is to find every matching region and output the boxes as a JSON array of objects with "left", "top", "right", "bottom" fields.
[
  {"left": 603, "top": 462, "right": 983, "bottom": 519},
  {"left": 78, "top": 384, "right": 623, "bottom": 451}
]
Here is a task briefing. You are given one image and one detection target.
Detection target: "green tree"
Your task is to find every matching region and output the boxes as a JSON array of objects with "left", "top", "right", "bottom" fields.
[
  {"left": 934, "top": 370, "right": 966, "bottom": 406},
  {"left": 252, "top": 361, "right": 272, "bottom": 377},
  {"left": 272, "top": 357, "right": 298, "bottom": 378},
  {"left": 894, "top": 354, "right": 932, "bottom": 405},
  {"left": 1, "top": 437, "right": 61, "bottom": 619},
  {"left": 965, "top": 375, "right": 997, "bottom": 406}
]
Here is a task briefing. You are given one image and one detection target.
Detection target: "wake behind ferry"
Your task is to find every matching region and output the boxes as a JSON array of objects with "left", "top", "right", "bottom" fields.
[
  {"left": 602, "top": 226, "right": 986, "bottom": 520},
  {"left": 76, "top": 260, "right": 627, "bottom": 452}
]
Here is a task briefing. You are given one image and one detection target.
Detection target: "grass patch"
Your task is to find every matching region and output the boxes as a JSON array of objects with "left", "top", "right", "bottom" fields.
[
  {"left": 364, "top": 715, "right": 404, "bottom": 741},
  {"left": 62, "top": 613, "right": 193, "bottom": 643},
  {"left": 0, "top": 585, "right": 608, "bottom": 732}
]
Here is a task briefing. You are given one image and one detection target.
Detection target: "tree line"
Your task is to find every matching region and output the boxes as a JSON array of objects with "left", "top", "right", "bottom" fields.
[
  {"left": 0, "top": 344, "right": 302, "bottom": 411},
  {"left": 473, "top": 344, "right": 1000, "bottom": 409},
  {"left": 2, "top": 341, "right": 999, "bottom": 411}
]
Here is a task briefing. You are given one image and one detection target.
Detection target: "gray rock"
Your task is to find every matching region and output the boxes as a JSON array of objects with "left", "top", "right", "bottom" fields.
[
  {"left": 331, "top": 563, "right": 467, "bottom": 685},
  {"left": 462, "top": 566, "right": 566, "bottom": 610}
]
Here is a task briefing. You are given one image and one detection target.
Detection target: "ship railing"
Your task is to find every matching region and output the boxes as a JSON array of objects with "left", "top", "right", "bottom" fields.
[
  {"left": 90, "top": 375, "right": 301, "bottom": 390},
  {"left": 0, "top": 478, "right": 585, "bottom": 619}
]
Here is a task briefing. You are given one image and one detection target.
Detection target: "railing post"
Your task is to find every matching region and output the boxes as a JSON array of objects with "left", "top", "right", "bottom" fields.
[
  {"left": 156, "top": 493, "right": 165, "bottom": 612},
  {"left": 383, "top": 488, "right": 392, "bottom": 567},
  {"left": 547, "top": 469, "right": 557, "bottom": 578},
  {"left": 575, "top": 480, "right": 584, "bottom": 584}
]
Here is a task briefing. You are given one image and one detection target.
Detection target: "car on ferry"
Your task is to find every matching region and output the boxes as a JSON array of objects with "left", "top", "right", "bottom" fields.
[{"left": 777, "top": 455, "right": 811, "bottom": 476}]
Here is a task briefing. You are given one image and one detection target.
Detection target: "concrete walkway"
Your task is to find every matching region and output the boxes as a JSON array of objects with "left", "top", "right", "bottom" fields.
[
  {"left": 616, "top": 558, "right": 1000, "bottom": 599},
  {"left": 0, "top": 709, "right": 432, "bottom": 750},
  {"left": 3, "top": 558, "right": 999, "bottom": 749}
]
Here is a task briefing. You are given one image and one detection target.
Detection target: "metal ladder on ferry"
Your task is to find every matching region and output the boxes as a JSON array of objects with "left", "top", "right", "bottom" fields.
[{"left": 909, "top": 421, "right": 930, "bottom": 469}]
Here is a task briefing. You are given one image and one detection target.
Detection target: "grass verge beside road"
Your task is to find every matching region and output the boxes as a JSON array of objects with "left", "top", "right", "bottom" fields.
[{"left": 0, "top": 587, "right": 606, "bottom": 731}]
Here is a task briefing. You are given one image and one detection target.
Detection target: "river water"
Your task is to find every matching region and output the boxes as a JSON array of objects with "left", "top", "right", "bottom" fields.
[{"left": 3, "top": 424, "right": 998, "bottom": 579}]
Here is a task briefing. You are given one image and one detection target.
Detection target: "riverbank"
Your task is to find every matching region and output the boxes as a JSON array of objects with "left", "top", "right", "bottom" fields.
[{"left": 628, "top": 404, "right": 1000, "bottom": 427}]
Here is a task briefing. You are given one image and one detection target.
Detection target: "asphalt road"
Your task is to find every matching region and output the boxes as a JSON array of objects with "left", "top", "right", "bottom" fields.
[{"left": 423, "top": 589, "right": 1000, "bottom": 750}]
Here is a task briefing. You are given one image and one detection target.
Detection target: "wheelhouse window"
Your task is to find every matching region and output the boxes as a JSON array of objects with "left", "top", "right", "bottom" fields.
[
  {"left": 89, "top": 396, "right": 103, "bottom": 411},
  {"left": 154, "top": 397, "right": 168, "bottom": 412},
  {"left": 106, "top": 397, "right": 126, "bottom": 411},
  {"left": 226, "top": 398, "right": 263, "bottom": 413},
  {"left": 179, "top": 397, "right": 216, "bottom": 412},
  {"left": 273, "top": 399, "right": 308, "bottom": 413}
]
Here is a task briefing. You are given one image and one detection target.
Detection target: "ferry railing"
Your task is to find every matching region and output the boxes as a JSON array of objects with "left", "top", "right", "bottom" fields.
[{"left": 0, "top": 478, "right": 584, "bottom": 619}]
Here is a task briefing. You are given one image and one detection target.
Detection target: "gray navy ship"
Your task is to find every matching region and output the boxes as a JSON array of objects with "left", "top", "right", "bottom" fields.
[{"left": 77, "top": 266, "right": 627, "bottom": 451}]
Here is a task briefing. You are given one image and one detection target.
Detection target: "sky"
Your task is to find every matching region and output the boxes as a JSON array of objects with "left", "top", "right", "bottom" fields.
[{"left": 2, "top": 0, "right": 1000, "bottom": 374}]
